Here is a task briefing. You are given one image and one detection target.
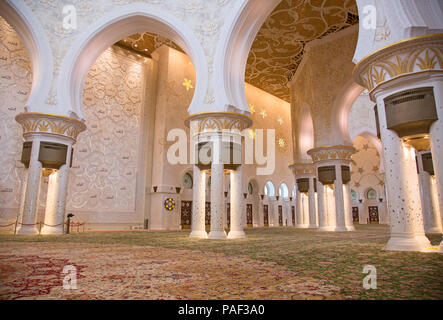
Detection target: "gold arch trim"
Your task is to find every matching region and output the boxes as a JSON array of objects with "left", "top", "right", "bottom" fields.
[{"left": 17, "top": 112, "right": 86, "bottom": 126}]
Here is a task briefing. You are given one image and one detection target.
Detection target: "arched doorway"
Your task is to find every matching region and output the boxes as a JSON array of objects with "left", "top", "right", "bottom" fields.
[
  {"left": 246, "top": 179, "right": 259, "bottom": 228},
  {"left": 180, "top": 172, "right": 193, "bottom": 229},
  {"left": 366, "top": 188, "right": 379, "bottom": 224},
  {"left": 57, "top": 7, "right": 205, "bottom": 230}
]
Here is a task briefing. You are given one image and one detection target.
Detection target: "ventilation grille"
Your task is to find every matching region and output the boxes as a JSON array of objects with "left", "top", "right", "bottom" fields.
[{"left": 386, "top": 87, "right": 433, "bottom": 106}]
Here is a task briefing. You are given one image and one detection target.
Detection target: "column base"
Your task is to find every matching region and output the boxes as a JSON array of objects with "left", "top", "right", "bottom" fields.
[
  {"left": 16, "top": 225, "right": 39, "bottom": 235},
  {"left": 295, "top": 224, "right": 309, "bottom": 228},
  {"left": 308, "top": 224, "right": 318, "bottom": 229},
  {"left": 317, "top": 226, "right": 335, "bottom": 231},
  {"left": 346, "top": 225, "right": 356, "bottom": 231},
  {"left": 208, "top": 230, "right": 227, "bottom": 239},
  {"left": 189, "top": 230, "right": 208, "bottom": 239},
  {"left": 149, "top": 227, "right": 167, "bottom": 231},
  {"left": 334, "top": 226, "right": 348, "bottom": 232},
  {"left": 227, "top": 230, "right": 246, "bottom": 239},
  {"left": 269, "top": 223, "right": 278, "bottom": 227},
  {"left": 40, "top": 225, "right": 64, "bottom": 235},
  {"left": 384, "top": 234, "right": 431, "bottom": 252}
]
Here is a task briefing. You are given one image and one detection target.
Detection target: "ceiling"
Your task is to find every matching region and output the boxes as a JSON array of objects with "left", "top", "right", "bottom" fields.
[{"left": 116, "top": 0, "right": 358, "bottom": 102}]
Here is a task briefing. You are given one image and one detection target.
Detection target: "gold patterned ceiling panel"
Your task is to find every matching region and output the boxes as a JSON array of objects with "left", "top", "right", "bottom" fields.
[
  {"left": 246, "top": 0, "right": 358, "bottom": 102},
  {"left": 116, "top": 0, "right": 358, "bottom": 102},
  {"left": 116, "top": 33, "right": 183, "bottom": 58}
]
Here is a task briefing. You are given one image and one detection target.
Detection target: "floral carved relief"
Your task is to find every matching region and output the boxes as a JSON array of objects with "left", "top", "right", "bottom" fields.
[
  {"left": 67, "top": 48, "right": 146, "bottom": 212},
  {"left": 0, "top": 17, "right": 32, "bottom": 210}
]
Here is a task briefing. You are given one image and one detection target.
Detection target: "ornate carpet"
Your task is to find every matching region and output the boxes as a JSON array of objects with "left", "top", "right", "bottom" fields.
[{"left": 0, "top": 242, "right": 343, "bottom": 300}]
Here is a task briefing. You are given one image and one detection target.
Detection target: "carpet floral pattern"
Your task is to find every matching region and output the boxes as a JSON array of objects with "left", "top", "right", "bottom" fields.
[
  {"left": 0, "top": 242, "right": 342, "bottom": 300},
  {"left": 0, "top": 225, "right": 442, "bottom": 300}
]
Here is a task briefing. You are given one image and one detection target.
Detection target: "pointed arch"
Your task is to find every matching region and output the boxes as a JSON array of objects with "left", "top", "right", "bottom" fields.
[
  {"left": 0, "top": 0, "right": 53, "bottom": 111},
  {"left": 57, "top": 3, "right": 208, "bottom": 119},
  {"left": 213, "top": 0, "right": 280, "bottom": 112}
]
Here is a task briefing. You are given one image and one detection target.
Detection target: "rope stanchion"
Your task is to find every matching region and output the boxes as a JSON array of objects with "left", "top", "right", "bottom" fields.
[
  {"left": 4, "top": 221, "right": 72, "bottom": 235},
  {"left": 64, "top": 221, "right": 86, "bottom": 233},
  {"left": 42, "top": 223, "right": 64, "bottom": 227},
  {"left": 0, "top": 222, "right": 16, "bottom": 228}
]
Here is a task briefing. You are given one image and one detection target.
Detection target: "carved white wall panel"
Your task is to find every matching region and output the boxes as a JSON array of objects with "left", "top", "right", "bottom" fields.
[
  {"left": 67, "top": 47, "right": 146, "bottom": 213},
  {"left": 0, "top": 17, "right": 31, "bottom": 214}
]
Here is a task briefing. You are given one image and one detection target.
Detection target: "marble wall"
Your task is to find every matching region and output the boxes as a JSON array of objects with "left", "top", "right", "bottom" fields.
[
  {"left": 67, "top": 46, "right": 151, "bottom": 227},
  {"left": 0, "top": 16, "right": 31, "bottom": 221},
  {"left": 290, "top": 26, "right": 359, "bottom": 149},
  {"left": 350, "top": 136, "right": 388, "bottom": 224},
  {"left": 0, "top": 16, "right": 295, "bottom": 229}
]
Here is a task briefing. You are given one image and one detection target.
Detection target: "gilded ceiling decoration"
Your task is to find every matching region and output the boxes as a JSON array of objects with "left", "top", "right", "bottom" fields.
[
  {"left": 116, "top": 33, "right": 183, "bottom": 58},
  {"left": 116, "top": 0, "right": 358, "bottom": 102},
  {"left": 246, "top": 0, "right": 358, "bottom": 102}
]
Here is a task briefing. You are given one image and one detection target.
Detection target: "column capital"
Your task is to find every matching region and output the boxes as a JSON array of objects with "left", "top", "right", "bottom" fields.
[
  {"left": 307, "top": 145, "right": 355, "bottom": 164},
  {"left": 184, "top": 111, "right": 252, "bottom": 136},
  {"left": 15, "top": 112, "right": 86, "bottom": 143},
  {"left": 289, "top": 162, "right": 315, "bottom": 177},
  {"left": 353, "top": 33, "right": 443, "bottom": 96}
]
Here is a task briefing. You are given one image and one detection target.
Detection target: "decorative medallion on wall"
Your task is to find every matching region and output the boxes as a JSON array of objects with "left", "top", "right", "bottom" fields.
[{"left": 164, "top": 198, "right": 175, "bottom": 211}]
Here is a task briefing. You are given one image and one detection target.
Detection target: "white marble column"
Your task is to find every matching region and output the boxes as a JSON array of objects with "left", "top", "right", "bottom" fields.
[
  {"left": 326, "top": 186, "right": 337, "bottom": 228},
  {"left": 315, "top": 192, "right": 319, "bottom": 225},
  {"left": 190, "top": 165, "right": 207, "bottom": 238},
  {"left": 40, "top": 170, "right": 60, "bottom": 234},
  {"left": 417, "top": 154, "right": 442, "bottom": 233},
  {"left": 430, "top": 177, "right": 442, "bottom": 232},
  {"left": 17, "top": 139, "right": 42, "bottom": 235},
  {"left": 308, "top": 176, "right": 317, "bottom": 228},
  {"left": 334, "top": 164, "right": 347, "bottom": 232},
  {"left": 258, "top": 198, "right": 264, "bottom": 227},
  {"left": 15, "top": 168, "right": 29, "bottom": 232},
  {"left": 285, "top": 202, "right": 292, "bottom": 227},
  {"left": 295, "top": 189, "right": 303, "bottom": 228},
  {"left": 376, "top": 100, "right": 430, "bottom": 251},
  {"left": 208, "top": 138, "right": 226, "bottom": 239},
  {"left": 343, "top": 184, "right": 356, "bottom": 231},
  {"left": 273, "top": 200, "right": 279, "bottom": 227},
  {"left": 302, "top": 194, "right": 309, "bottom": 227},
  {"left": 430, "top": 80, "right": 443, "bottom": 249},
  {"left": 253, "top": 196, "right": 260, "bottom": 227},
  {"left": 242, "top": 196, "right": 247, "bottom": 228},
  {"left": 317, "top": 180, "right": 329, "bottom": 231},
  {"left": 228, "top": 167, "right": 245, "bottom": 238},
  {"left": 41, "top": 142, "right": 73, "bottom": 235}
]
